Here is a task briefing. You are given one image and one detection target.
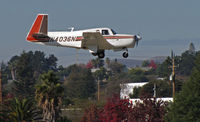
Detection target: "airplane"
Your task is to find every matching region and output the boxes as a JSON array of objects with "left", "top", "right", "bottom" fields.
[{"left": 26, "top": 14, "right": 142, "bottom": 58}]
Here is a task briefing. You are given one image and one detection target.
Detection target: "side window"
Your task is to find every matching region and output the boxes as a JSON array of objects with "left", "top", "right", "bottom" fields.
[{"left": 102, "top": 30, "right": 109, "bottom": 35}]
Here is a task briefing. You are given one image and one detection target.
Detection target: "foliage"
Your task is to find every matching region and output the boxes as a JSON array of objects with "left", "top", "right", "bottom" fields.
[
  {"left": 1, "top": 62, "right": 11, "bottom": 85},
  {"left": 156, "top": 49, "right": 197, "bottom": 77},
  {"left": 81, "top": 104, "right": 99, "bottom": 122},
  {"left": 93, "top": 67, "right": 108, "bottom": 81},
  {"left": 156, "top": 56, "right": 171, "bottom": 77},
  {"left": 86, "top": 60, "right": 93, "bottom": 69},
  {"left": 0, "top": 97, "right": 41, "bottom": 121},
  {"left": 64, "top": 65, "right": 96, "bottom": 99},
  {"left": 9, "top": 51, "right": 58, "bottom": 97},
  {"left": 142, "top": 60, "right": 150, "bottom": 67},
  {"left": 149, "top": 60, "right": 157, "bottom": 69},
  {"left": 165, "top": 52, "right": 200, "bottom": 122},
  {"left": 128, "top": 98, "right": 168, "bottom": 122},
  {"left": 91, "top": 58, "right": 104, "bottom": 68},
  {"left": 188, "top": 42, "right": 195, "bottom": 54},
  {"left": 35, "top": 71, "right": 64, "bottom": 122},
  {"left": 140, "top": 80, "right": 171, "bottom": 98},
  {"left": 81, "top": 96, "right": 168, "bottom": 122},
  {"left": 128, "top": 68, "right": 148, "bottom": 83},
  {"left": 129, "top": 87, "right": 142, "bottom": 98},
  {"left": 178, "top": 50, "right": 196, "bottom": 75},
  {"left": 105, "top": 73, "right": 129, "bottom": 97},
  {"left": 109, "top": 60, "right": 126, "bottom": 74}
]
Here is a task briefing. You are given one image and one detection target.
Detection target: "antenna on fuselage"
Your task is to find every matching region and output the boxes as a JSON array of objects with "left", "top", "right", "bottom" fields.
[{"left": 68, "top": 27, "right": 74, "bottom": 32}]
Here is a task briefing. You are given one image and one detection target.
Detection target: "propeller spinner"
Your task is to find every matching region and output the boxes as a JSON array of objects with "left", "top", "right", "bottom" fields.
[{"left": 134, "top": 34, "right": 142, "bottom": 46}]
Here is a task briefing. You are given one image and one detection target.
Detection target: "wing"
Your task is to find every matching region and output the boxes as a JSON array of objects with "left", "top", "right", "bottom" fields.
[{"left": 81, "top": 32, "right": 113, "bottom": 51}]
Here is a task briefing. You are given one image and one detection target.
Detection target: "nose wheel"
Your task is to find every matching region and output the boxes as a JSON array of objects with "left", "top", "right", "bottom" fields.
[{"left": 122, "top": 52, "right": 128, "bottom": 58}]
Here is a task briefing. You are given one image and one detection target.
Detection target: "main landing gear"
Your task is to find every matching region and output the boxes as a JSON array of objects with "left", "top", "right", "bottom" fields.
[
  {"left": 92, "top": 50, "right": 105, "bottom": 58},
  {"left": 98, "top": 52, "right": 105, "bottom": 58},
  {"left": 122, "top": 48, "right": 128, "bottom": 58}
]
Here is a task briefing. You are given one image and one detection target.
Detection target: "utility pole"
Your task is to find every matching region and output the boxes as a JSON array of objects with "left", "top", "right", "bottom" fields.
[
  {"left": 170, "top": 50, "right": 177, "bottom": 99},
  {"left": 97, "top": 78, "right": 100, "bottom": 101},
  {"left": 76, "top": 49, "right": 78, "bottom": 64},
  {"left": 153, "top": 83, "right": 156, "bottom": 98},
  {"left": 0, "top": 67, "right": 2, "bottom": 104}
]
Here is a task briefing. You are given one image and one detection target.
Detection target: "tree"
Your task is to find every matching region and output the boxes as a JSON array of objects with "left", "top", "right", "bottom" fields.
[
  {"left": 109, "top": 61, "right": 126, "bottom": 74},
  {"left": 64, "top": 66, "right": 96, "bottom": 99},
  {"left": 9, "top": 51, "right": 58, "bottom": 97},
  {"left": 149, "top": 60, "right": 157, "bottom": 69},
  {"left": 91, "top": 58, "right": 104, "bottom": 68},
  {"left": 156, "top": 56, "right": 171, "bottom": 77},
  {"left": 81, "top": 96, "right": 168, "bottom": 122},
  {"left": 105, "top": 73, "right": 130, "bottom": 97},
  {"left": 128, "top": 68, "right": 148, "bottom": 83},
  {"left": 129, "top": 87, "right": 142, "bottom": 98},
  {"left": 93, "top": 67, "right": 108, "bottom": 81},
  {"left": 0, "top": 98, "right": 40, "bottom": 121},
  {"left": 81, "top": 105, "right": 99, "bottom": 122},
  {"left": 142, "top": 60, "right": 150, "bottom": 67},
  {"left": 86, "top": 60, "right": 93, "bottom": 69},
  {"left": 128, "top": 98, "right": 168, "bottom": 122},
  {"left": 139, "top": 80, "right": 171, "bottom": 98},
  {"left": 105, "top": 57, "right": 110, "bottom": 68},
  {"left": 178, "top": 50, "right": 196, "bottom": 75},
  {"left": 1, "top": 62, "right": 10, "bottom": 85},
  {"left": 166, "top": 52, "right": 200, "bottom": 122},
  {"left": 188, "top": 42, "right": 195, "bottom": 54},
  {"left": 35, "top": 71, "right": 64, "bottom": 122}
]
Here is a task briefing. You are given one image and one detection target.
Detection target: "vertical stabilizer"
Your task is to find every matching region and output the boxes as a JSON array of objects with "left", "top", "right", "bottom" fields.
[{"left": 26, "top": 14, "right": 48, "bottom": 42}]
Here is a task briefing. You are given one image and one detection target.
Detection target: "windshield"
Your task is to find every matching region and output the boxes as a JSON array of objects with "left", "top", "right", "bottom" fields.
[{"left": 111, "top": 29, "right": 117, "bottom": 35}]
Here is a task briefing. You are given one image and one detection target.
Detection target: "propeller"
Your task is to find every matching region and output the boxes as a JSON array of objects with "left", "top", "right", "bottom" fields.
[{"left": 134, "top": 34, "right": 142, "bottom": 46}]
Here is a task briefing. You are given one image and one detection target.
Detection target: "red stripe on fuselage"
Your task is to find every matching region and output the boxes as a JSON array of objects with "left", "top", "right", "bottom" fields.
[{"left": 76, "top": 36, "right": 133, "bottom": 41}]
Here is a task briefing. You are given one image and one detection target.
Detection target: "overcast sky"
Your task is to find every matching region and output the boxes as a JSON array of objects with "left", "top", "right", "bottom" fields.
[{"left": 0, "top": 0, "right": 200, "bottom": 66}]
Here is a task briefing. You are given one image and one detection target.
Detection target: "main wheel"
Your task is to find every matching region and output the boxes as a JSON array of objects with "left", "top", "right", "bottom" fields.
[
  {"left": 98, "top": 52, "right": 105, "bottom": 58},
  {"left": 122, "top": 52, "right": 128, "bottom": 58}
]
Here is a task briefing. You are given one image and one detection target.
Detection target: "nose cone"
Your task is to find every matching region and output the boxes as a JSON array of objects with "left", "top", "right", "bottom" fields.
[{"left": 134, "top": 34, "right": 142, "bottom": 46}]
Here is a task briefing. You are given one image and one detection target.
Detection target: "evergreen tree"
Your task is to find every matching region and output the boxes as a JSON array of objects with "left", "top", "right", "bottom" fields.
[
  {"left": 188, "top": 42, "right": 195, "bottom": 54},
  {"left": 178, "top": 50, "right": 196, "bottom": 75},
  {"left": 166, "top": 52, "right": 200, "bottom": 121},
  {"left": 9, "top": 51, "right": 58, "bottom": 97},
  {"left": 64, "top": 65, "right": 96, "bottom": 99}
]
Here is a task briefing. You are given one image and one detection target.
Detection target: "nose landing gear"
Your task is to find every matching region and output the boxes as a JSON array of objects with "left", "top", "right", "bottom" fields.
[
  {"left": 122, "top": 52, "right": 128, "bottom": 58},
  {"left": 122, "top": 48, "right": 128, "bottom": 58}
]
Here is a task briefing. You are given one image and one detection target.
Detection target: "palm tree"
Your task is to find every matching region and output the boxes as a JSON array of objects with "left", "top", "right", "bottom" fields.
[
  {"left": 35, "top": 71, "right": 64, "bottom": 122},
  {"left": 0, "top": 97, "right": 40, "bottom": 122}
]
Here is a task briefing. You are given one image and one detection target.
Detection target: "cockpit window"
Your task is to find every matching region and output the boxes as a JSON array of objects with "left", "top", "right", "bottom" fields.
[
  {"left": 111, "top": 29, "right": 117, "bottom": 35},
  {"left": 102, "top": 30, "right": 109, "bottom": 35}
]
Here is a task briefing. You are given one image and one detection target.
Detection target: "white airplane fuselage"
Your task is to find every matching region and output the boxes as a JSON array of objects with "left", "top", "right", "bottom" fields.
[
  {"left": 27, "top": 14, "right": 141, "bottom": 58},
  {"left": 40, "top": 29, "right": 134, "bottom": 49}
]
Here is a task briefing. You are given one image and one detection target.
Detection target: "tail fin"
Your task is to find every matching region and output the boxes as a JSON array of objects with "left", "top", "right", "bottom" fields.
[{"left": 26, "top": 14, "right": 48, "bottom": 42}]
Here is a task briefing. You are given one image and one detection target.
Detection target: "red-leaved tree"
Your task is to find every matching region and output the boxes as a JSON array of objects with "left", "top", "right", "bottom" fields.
[{"left": 81, "top": 96, "right": 168, "bottom": 122}]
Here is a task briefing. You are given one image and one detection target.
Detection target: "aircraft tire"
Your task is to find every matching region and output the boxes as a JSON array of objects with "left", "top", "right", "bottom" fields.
[
  {"left": 123, "top": 52, "right": 128, "bottom": 58},
  {"left": 98, "top": 52, "right": 105, "bottom": 58}
]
